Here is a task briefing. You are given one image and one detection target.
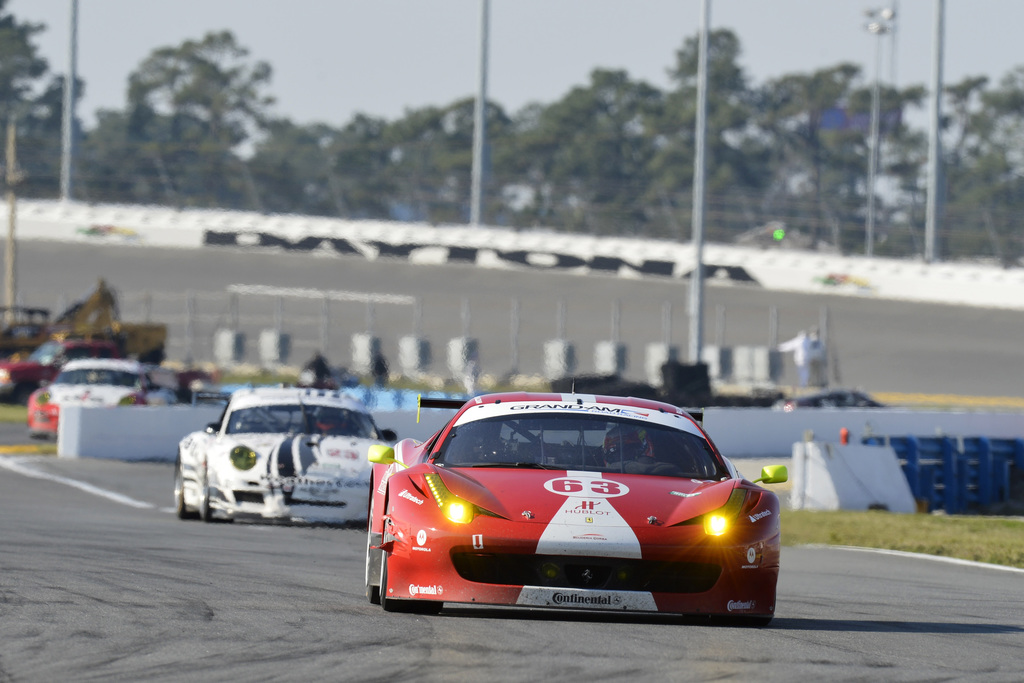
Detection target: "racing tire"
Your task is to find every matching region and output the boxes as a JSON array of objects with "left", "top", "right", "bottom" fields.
[
  {"left": 365, "top": 531, "right": 381, "bottom": 605},
  {"left": 174, "top": 457, "right": 200, "bottom": 520},
  {"left": 379, "top": 550, "right": 442, "bottom": 615},
  {"left": 199, "top": 469, "right": 215, "bottom": 523},
  {"left": 365, "top": 493, "right": 381, "bottom": 605}
]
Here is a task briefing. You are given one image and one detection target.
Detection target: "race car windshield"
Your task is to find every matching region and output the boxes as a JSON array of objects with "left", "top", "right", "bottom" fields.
[
  {"left": 434, "top": 413, "right": 724, "bottom": 479},
  {"left": 54, "top": 368, "right": 142, "bottom": 388},
  {"left": 225, "top": 404, "right": 378, "bottom": 437}
]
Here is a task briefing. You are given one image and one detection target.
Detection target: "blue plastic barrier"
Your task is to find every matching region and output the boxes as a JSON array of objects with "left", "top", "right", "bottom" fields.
[{"left": 863, "top": 435, "right": 1021, "bottom": 514}]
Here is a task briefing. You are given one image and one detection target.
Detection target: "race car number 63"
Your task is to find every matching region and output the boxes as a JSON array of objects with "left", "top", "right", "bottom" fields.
[{"left": 543, "top": 477, "right": 629, "bottom": 498}]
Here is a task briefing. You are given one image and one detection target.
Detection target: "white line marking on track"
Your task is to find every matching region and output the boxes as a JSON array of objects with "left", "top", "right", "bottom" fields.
[
  {"left": 0, "top": 457, "right": 155, "bottom": 510},
  {"left": 803, "top": 543, "right": 1024, "bottom": 574}
]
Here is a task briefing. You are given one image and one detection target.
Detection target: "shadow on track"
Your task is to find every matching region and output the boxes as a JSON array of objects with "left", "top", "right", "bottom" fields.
[{"left": 769, "top": 618, "right": 1024, "bottom": 634}]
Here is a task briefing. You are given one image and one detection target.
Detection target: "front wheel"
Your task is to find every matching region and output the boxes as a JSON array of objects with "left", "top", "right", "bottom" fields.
[
  {"left": 174, "top": 457, "right": 199, "bottom": 520},
  {"left": 199, "top": 469, "right": 215, "bottom": 523},
  {"left": 365, "top": 495, "right": 381, "bottom": 604}
]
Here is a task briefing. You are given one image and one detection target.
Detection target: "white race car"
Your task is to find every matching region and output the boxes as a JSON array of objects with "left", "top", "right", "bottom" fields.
[
  {"left": 27, "top": 358, "right": 179, "bottom": 439},
  {"left": 174, "top": 386, "right": 396, "bottom": 524}
]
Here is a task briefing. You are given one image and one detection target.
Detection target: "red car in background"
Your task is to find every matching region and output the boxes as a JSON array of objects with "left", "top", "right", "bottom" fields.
[
  {"left": 364, "top": 392, "right": 788, "bottom": 625},
  {"left": 27, "top": 358, "right": 178, "bottom": 439}
]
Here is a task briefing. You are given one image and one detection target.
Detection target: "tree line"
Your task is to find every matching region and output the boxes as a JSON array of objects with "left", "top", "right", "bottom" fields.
[{"left": 2, "top": 1, "right": 1022, "bottom": 265}]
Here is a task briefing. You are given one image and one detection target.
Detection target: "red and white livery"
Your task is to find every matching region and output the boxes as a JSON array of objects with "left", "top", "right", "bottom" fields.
[{"left": 365, "top": 392, "right": 788, "bottom": 624}]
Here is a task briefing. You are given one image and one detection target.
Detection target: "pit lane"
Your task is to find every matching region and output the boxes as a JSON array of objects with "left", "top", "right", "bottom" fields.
[{"left": 2, "top": 454, "right": 1022, "bottom": 682}]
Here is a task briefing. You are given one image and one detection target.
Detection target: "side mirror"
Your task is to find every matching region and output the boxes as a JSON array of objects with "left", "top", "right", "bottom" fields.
[
  {"left": 205, "top": 422, "right": 219, "bottom": 435},
  {"left": 753, "top": 465, "right": 788, "bottom": 485},
  {"left": 368, "top": 444, "right": 397, "bottom": 465}
]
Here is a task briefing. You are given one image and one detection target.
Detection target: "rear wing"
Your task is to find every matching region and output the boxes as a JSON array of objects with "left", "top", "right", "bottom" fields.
[
  {"left": 417, "top": 395, "right": 467, "bottom": 423},
  {"left": 192, "top": 390, "right": 233, "bottom": 406},
  {"left": 414, "top": 394, "right": 703, "bottom": 426}
]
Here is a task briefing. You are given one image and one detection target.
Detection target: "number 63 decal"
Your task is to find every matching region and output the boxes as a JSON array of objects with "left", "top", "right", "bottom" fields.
[{"left": 544, "top": 477, "right": 629, "bottom": 498}]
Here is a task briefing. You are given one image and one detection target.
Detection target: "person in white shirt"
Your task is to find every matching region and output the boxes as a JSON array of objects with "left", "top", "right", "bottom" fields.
[{"left": 778, "top": 329, "right": 826, "bottom": 388}]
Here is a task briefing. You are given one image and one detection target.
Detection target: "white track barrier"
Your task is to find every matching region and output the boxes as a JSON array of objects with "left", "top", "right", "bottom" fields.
[
  {"left": 56, "top": 405, "right": 453, "bottom": 461},
  {"left": 702, "top": 408, "right": 1024, "bottom": 458},
  {"left": 790, "top": 441, "right": 916, "bottom": 513},
  {"left": 57, "top": 405, "right": 1023, "bottom": 462}
]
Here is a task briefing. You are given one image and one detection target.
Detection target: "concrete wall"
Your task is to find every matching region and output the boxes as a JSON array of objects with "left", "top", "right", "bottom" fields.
[
  {"left": 57, "top": 404, "right": 454, "bottom": 461},
  {"left": 703, "top": 408, "right": 1024, "bottom": 458},
  {"left": 789, "top": 442, "right": 917, "bottom": 512},
  {"left": 57, "top": 404, "right": 1024, "bottom": 463},
  {"left": 58, "top": 405, "right": 225, "bottom": 461}
]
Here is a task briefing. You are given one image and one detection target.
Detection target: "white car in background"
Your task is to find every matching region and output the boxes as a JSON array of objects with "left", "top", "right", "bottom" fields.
[
  {"left": 27, "top": 358, "right": 179, "bottom": 439},
  {"left": 174, "top": 386, "right": 396, "bottom": 524}
]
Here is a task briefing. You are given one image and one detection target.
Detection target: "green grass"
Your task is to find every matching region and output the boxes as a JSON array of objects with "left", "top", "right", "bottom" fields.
[
  {"left": 782, "top": 509, "right": 1024, "bottom": 569},
  {"left": 0, "top": 404, "right": 27, "bottom": 423}
]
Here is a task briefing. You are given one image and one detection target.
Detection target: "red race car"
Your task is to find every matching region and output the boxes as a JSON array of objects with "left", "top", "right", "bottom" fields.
[{"left": 364, "top": 392, "right": 788, "bottom": 625}]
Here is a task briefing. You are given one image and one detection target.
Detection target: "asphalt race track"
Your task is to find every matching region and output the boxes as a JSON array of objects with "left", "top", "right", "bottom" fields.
[
  {"left": 3, "top": 240, "right": 1024, "bottom": 681},
  {"left": 2, "top": 453, "right": 1023, "bottom": 682},
  {"left": 8, "top": 240, "right": 1024, "bottom": 399}
]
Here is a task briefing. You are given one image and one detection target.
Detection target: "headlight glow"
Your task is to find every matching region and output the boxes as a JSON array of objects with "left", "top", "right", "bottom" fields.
[
  {"left": 705, "top": 514, "right": 729, "bottom": 536},
  {"left": 703, "top": 488, "right": 748, "bottom": 537},
  {"left": 425, "top": 472, "right": 477, "bottom": 524},
  {"left": 230, "top": 446, "right": 258, "bottom": 471},
  {"left": 445, "top": 501, "right": 472, "bottom": 524}
]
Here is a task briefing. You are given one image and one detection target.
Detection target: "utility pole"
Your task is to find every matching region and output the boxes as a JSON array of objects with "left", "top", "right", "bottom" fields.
[
  {"left": 5, "top": 120, "right": 23, "bottom": 325},
  {"left": 688, "top": 0, "right": 710, "bottom": 365}
]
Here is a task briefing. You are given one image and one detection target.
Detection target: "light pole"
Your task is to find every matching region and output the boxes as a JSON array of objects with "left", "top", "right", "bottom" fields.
[
  {"left": 60, "top": 0, "right": 78, "bottom": 201},
  {"left": 688, "top": 0, "right": 710, "bottom": 365},
  {"left": 924, "top": 0, "right": 945, "bottom": 263},
  {"left": 864, "top": 7, "right": 895, "bottom": 258},
  {"left": 469, "top": 0, "right": 489, "bottom": 226}
]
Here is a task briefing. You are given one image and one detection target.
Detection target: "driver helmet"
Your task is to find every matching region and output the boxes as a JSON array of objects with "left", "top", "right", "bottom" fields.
[
  {"left": 603, "top": 424, "right": 653, "bottom": 462},
  {"left": 315, "top": 409, "right": 347, "bottom": 434}
]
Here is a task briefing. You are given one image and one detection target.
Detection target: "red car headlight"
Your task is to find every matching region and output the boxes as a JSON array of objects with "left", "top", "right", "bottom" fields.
[
  {"left": 703, "top": 488, "right": 749, "bottom": 536},
  {"left": 422, "top": 473, "right": 501, "bottom": 524},
  {"left": 424, "top": 472, "right": 476, "bottom": 524}
]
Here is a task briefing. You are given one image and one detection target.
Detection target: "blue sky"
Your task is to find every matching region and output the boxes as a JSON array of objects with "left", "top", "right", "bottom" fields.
[{"left": 12, "top": 1, "right": 1021, "bottom": 128}]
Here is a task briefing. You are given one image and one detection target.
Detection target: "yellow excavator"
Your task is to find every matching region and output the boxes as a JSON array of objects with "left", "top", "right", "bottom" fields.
[{"left": 0, "top": 279, "right": 167, "bottom": 363}]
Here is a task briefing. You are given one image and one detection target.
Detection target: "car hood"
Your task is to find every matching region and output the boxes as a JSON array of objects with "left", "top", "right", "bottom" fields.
[
  {"left": 430, "top": 465, "right": 738, "bottom": 527},
  {"left": 214, "top": 433, "right": 379, "bottom": 480},
  {"left": 45, "top": 384, "right": 134, "bottom": 406}
]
